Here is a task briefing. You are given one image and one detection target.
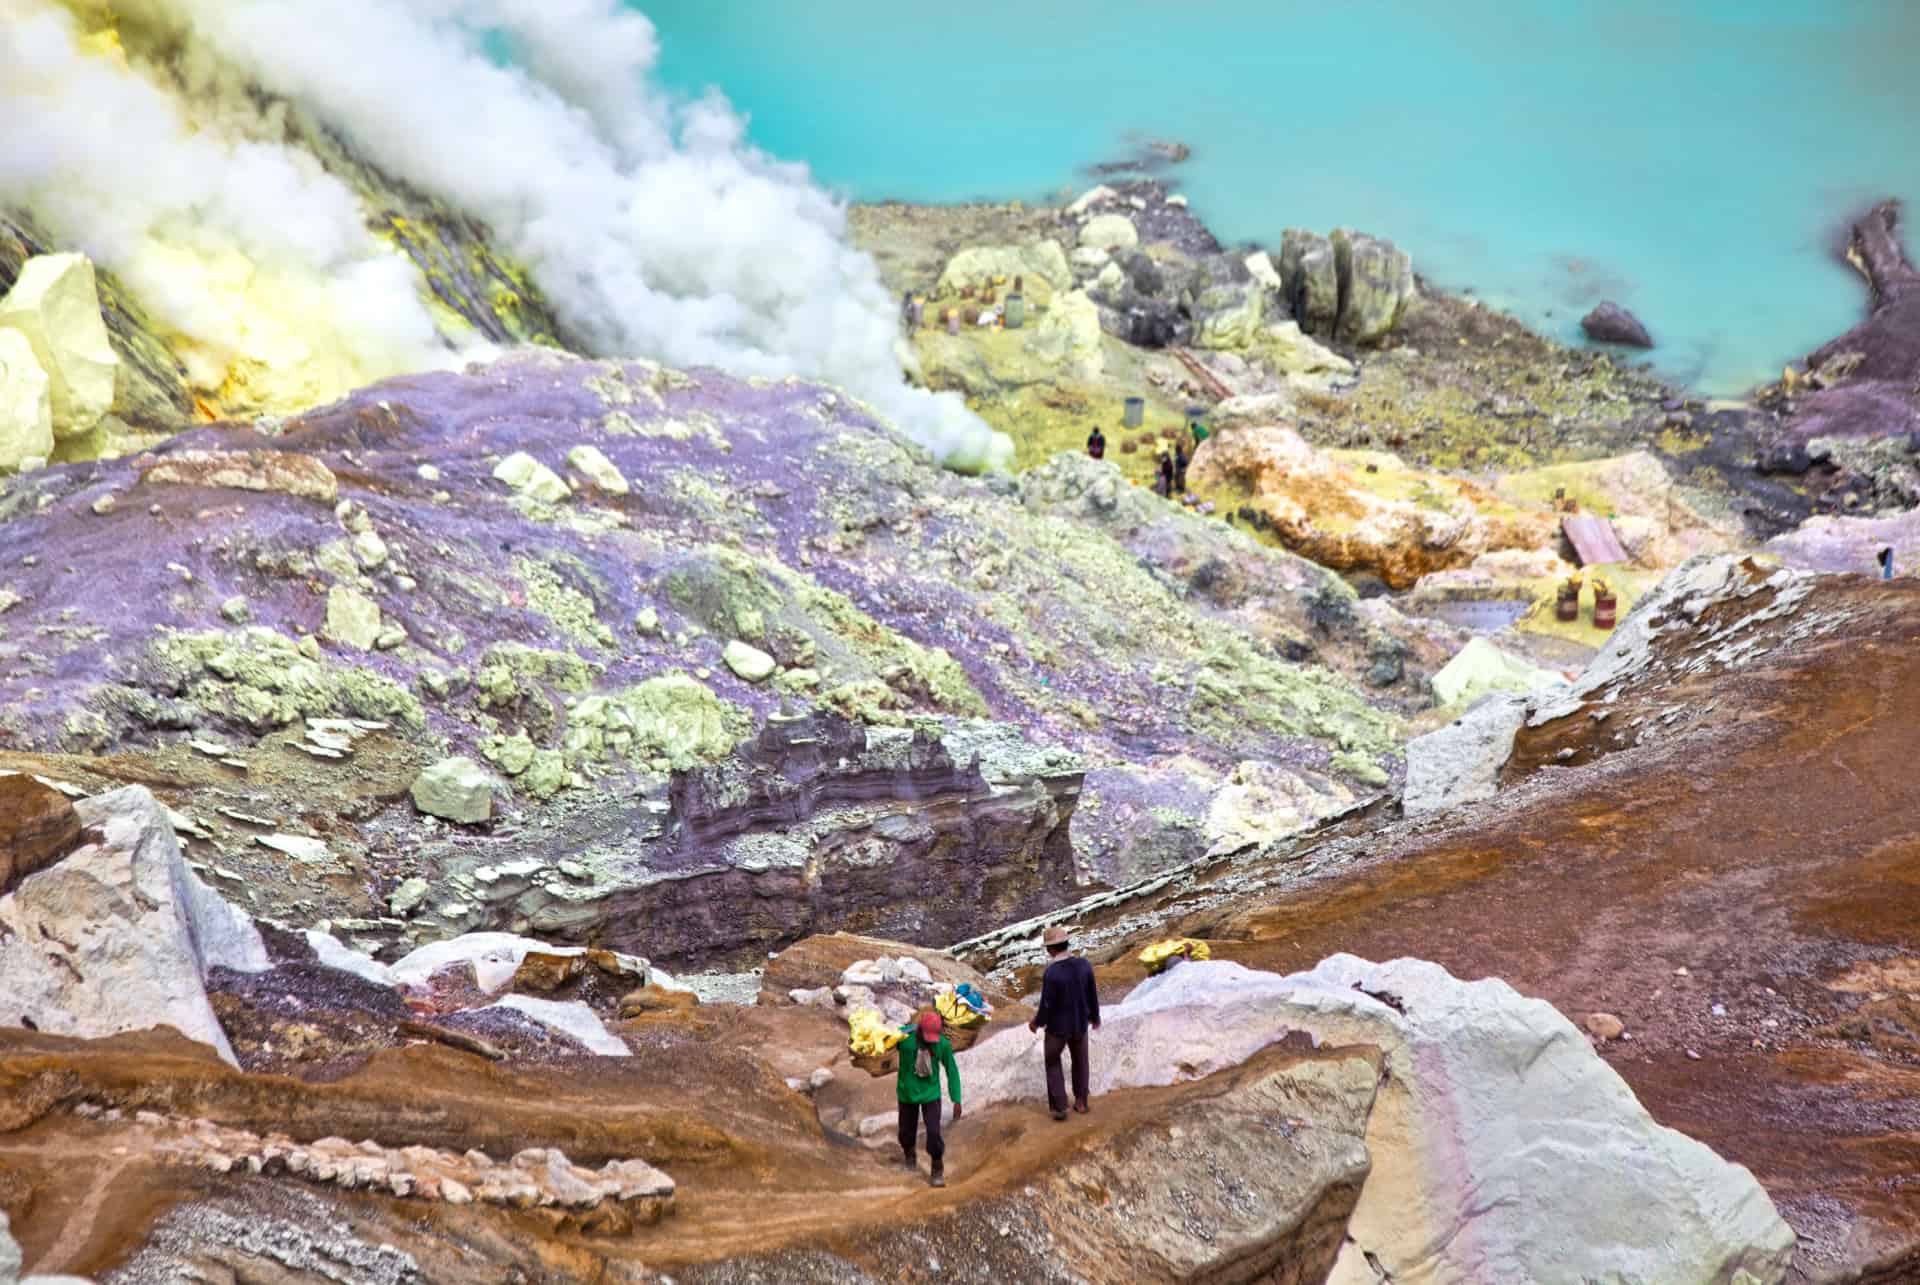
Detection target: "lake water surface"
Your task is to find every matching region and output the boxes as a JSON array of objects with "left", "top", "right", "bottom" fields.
[{"left": 649, "top": 0, "right": 1919, "bottom": 394}]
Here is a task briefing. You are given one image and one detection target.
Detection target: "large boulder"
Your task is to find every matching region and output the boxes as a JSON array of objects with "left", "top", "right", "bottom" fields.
[
  {"left": 410, "top": 756, "right": 495, "bottom": 823},
  {"left": 1079, "top": 213, "right": 1140, "bottom": 253},
  {"left": 936, "top": 241, "right": 1071, "bottom": 307},
  {"left": 1332, "top": 229, "right": 1416, "bottom": 345},
  {"left": 0, "top": 329, "right": 53, "bottom": 471},
  {"left": 1402, "top": 691, "right": 1529, "bottom": 815},
  {"left": 962, "top": 958, "right": 1794, "bottom": 1283},
  {"left": 1189, "top": 423, "right": 1556, "bottom": 588},
  {"left": 1264, "top": 321, "right": 1353, "bottom": 378},
  {"left": 1031, "top": 1047, "right": 1379, "bottom": 1283},
  {"left": 1582, "top": 300, "right": 1654, "bottom": 348},
  {"left": 1194, "top": 283, "right": 1266, "bottom": 350},
  {"left": 1023, "top": 289, "right": 1104, "bottom": 376},
  {"left": 1428, "top": 636, "right": 1565, "bottom": 707},
  {"left": 0, "top": 775, "right": 82, "bottom": 896},
  {"left": 0, "top": 786, "right": 269, "bottom": 1065},
  {"left": 1202, "top": 760, "right": 1354, "bottom": 856},
  {"left": 0, "top": 253, "right": 118, "bottom": 439},
  {"left": 1279, "top": 228, "right": 1341, "bottom": 336}
]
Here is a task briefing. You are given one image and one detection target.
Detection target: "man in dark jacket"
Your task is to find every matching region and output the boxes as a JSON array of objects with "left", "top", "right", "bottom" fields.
[
  {"left": 1027, "top": 925, "right": 1100, "bottom": 1120},
  {"left": 1086, "top": 426, "right": 1107, "bottom": 460}
]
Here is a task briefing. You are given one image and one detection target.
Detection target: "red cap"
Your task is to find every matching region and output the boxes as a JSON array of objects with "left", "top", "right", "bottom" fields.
[{"left": 918, "top": 1012, "right": 944, "bottom": 1041}]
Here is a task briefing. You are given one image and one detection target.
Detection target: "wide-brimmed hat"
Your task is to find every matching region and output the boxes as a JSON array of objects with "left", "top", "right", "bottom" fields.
[{"left": 1042, "top": 926, "right": 1070, "bottom": 948}]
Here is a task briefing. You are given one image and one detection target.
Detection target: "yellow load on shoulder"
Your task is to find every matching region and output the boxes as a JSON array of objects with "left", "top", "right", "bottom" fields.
[
  {"left": 1138, "top": 938, "right": 1211, "bottom": 975},
  {"left": 847, "top": 1007, "right": 908, "bottom": 1058},
  {"left": 934, "top": 989, "right": 985, "bottom": 1028}
]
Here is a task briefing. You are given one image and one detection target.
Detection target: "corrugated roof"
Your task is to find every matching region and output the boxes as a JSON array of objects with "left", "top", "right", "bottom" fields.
[{"left": 1563, "top": 515, "right": 1630, "bottom": 566}]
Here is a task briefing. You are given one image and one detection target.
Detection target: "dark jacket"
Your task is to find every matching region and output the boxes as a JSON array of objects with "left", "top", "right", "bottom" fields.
[{"left": 1034, "top": 954, "right": 1100, "bottom": 1038}]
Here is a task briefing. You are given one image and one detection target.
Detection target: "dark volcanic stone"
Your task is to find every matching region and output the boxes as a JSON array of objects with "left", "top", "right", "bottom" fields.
[
  {"left": 1581, "top": 301, "right": 1654, "bottom": 348},
  {"left": 0, "top": 775, "right": 82, "bottom": 896}
]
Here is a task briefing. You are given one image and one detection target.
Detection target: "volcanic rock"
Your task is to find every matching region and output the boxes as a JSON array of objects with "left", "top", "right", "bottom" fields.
[
  {"left": 410, "top": 757, "right": 495, "bottom": 824},
  {"left": 1401, "top": 691, "right": 1530, "bottom": 815},
  {"left": 0, "top": 785, "right": 269, "bottom": 1064},
  {"left": 937, "top": 241, "right": 1071, "bottom": 307},
  {"left": 1332, "top": 228, "right": 1417, "bottom": 345},
  {"left": 964, "top": 958, "right": 1793, "bottom": 1283},
  {"left": 0, "top": 329, "right": 53, "bottom": 471},
  {"left": 137, "top": 448, "right": 339, "bottom": 501},
  {"left": 0, "top": 252, "right": 118, "bottom": 438},
  {"left": 0, "top": 775, "right": 82, "bottom": 896},
  {"left": 1078, "top": 214, "right": 1139, "bottom": 253},
  {"left": 1582, "top": 300, "right": 1655, "bottom": 348}
]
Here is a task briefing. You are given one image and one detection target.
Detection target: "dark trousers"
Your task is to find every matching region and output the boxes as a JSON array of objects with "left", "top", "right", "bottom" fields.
[
  {"left": 1044, "top": 1031, "right": 1090, "bottom": 1112},
  {"left": 897, "top": 1100, "right": 944, "bottom": 1162}
]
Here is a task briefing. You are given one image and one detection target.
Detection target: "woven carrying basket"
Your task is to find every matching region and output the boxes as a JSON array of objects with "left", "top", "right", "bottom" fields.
[{"left": 850, "top": 1049, "right": 899, "bottom": 1077}]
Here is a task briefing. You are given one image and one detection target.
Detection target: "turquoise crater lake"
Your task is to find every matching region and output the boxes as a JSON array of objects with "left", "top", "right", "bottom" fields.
[{"left": 648, "top": 0, "right": 1919, "bottom": 396}]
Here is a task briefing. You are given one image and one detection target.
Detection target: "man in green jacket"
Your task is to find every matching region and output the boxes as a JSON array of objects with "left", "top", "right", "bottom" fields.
[{"left": 896, "top": 1011, "right": 962, "bottom": 1188}]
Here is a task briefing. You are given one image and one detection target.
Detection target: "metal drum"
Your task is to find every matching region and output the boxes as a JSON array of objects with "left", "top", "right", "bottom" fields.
[
  {"left": 1004, "top": 293, "right": 1025, "bottom": 329},
  {"left": 1123, "top": 396, "right": 1145, "bottom": 428}
]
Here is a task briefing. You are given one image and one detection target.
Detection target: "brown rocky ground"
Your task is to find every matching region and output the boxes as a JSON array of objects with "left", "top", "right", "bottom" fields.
[
  {"left": 958, "top": 565, "right": 1920, "bottom": 1282},
  {"left": 0, "top": 1018, "right": 1375, "bottom": 1283}
]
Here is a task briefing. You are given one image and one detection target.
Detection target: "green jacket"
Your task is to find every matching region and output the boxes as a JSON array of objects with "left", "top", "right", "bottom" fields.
[{"left": 895, "top": 1032, "right": 962, "bottom": 1106}]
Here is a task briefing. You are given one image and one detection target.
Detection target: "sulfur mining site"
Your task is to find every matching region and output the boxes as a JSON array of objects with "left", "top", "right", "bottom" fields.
[{"left": 1, "top": 3, "right": 1919, "bottom": 1283}]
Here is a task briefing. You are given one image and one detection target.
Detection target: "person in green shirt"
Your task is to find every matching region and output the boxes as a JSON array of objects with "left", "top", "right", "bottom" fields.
[{"left": 896, "top": 1011, "right": 962, "bottom": 1188}]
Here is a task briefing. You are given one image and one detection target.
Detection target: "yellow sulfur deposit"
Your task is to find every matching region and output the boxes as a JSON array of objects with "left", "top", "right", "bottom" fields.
[
  {"left": 847, "top": 1008, "right": 907, "bottom": 1057},
  {"left": 1138, "top": 938, "right": 1212, "bottom": 975},
  {"left": 933, "top": 990, "right": 985, "bottom": 1028}
]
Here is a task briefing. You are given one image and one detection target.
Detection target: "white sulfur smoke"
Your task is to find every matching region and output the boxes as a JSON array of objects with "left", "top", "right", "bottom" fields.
[
  {"left": 4, "top": 0, "right": 1010, "bottom": 469},
  {"left": 168, "top": 0, "right": 1009, "bottom": 470},
  {"left": 0, "top": 0, "right": 448, "bottom": 412}
]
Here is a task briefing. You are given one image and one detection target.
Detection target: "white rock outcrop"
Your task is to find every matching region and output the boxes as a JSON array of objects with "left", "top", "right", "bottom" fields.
[
  {"left": 387, "top": 932, "right": 647, "bottom": 997},
  {"left": 486, "top": 995, "right": 631, "bottom": 1057},
  {"left": 0, "top": 786, "right": 268, "bottom": 1065},
  {"left": 0, "top": 253, "right": 117, "bottom": 439},
  {"left": 0, "top": 328, "right": 53, "bottom": 471},
  {"left": 963, "top": 957, "right": 1794, "bottom": 1284}
]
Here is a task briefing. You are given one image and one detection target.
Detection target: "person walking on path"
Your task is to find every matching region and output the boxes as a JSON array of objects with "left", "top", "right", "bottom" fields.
[
  {"left": 1878, "top": 546, "right": 1895, "bottom": 580},
  {"left": 1028, "top": 925, "right": 1100, "bottom": 1121},
  {"left": 896, "top": 1011, "right": 962, "bottom": 1187}
]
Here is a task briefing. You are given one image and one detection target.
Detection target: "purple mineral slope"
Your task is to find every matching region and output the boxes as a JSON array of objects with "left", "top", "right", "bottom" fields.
[{"left": 0, "top": 352, "right": 1412, "bottom": 963}]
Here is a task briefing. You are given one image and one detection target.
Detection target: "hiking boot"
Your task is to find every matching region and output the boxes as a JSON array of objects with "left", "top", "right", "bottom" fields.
[
  {"left": 900, "top": 1148, "right": 917, "bottom": 1169},
  {"left": 929, "top": 1165, "right": 946, "bottom": 1188},
  {"left": 1073, "top": 1101, "right": 1090, "bottom": 1115},
  {"left": 1050, "top": 1109, "right": 1068, "bottom": 1122}
]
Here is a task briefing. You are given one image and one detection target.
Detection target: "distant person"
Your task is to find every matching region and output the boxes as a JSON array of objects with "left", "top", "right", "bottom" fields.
[
  {"left": 1190, "top": 418, "right": 1210, "bottom": 447},
  {"left": 1028, "top": 925, "right": 1100, "bottom": 1121},
  {"left": 896, "top": 1011, "right": 962, "bottom": 1188},
  {"left": 1879, "top": 546, "right": 1895, "bottom": 580},
  {"left": 1173, "top": 442, "right": 1189, "bottom": 494},
  {"left": 1155, "top": 446, "right": 1175, "bottom": 498},
  {"left": 1087, "top": 426, "right": 1107, "bottom": 460}
]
